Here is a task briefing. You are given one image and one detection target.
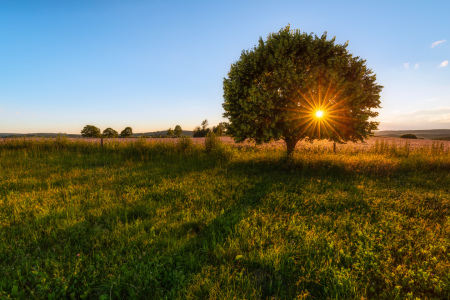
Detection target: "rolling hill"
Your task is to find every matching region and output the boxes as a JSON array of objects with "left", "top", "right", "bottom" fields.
[
  {"left": 374, "top": 129, "right": 450, "bottom": 140},
  {"left": 0, "top": 131, "right": 195, "bottom": 138}
]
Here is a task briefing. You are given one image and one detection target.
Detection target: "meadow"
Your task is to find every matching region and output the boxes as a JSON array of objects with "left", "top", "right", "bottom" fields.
[{"left": 1, "top": 136, "right": 449, "bottom": 299}]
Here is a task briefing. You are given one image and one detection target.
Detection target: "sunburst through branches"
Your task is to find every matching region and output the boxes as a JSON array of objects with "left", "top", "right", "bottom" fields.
[{"left": 283, "top": 78, "right": 353, "bottom": 141}]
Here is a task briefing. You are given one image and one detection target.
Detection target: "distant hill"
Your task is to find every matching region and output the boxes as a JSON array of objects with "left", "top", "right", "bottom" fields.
[
  {"left": 374, "top": 129, "right": 450, "bottom": 140},
  {"left": 3, "top": 129, "right": 448, "bottom": 140},
  {"left": 0, "top": 133, "right": 81, "bottom": 138},
  {"left": 0, "top": 130, "right": 195, "bottom": 138},
  {"left": 137, "top": 130, "right": 194, "bottom": 137}
]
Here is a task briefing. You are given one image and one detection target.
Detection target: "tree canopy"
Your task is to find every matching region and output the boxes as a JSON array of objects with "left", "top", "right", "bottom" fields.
[
  {"left": 81, "top": 125, "right": 101, "bottom": 138},
  {"left": 174, "top": 125, "right": 183, "bottom": 137},
  {"left": 167, "top": 128, "right": 174, "bottom": 136},
  {"left": 223, "top": 26, "right": 383, "bottom": 155},
  {"left": 212, "top": 122, "right": 228, "bottom": 136},
  {"left": 120, "top": 127, "right": 133, "bottom": 138},
  {"left": 193, "top": 119, "right": 210, "bottom": 137},
  {"left": 102, "top": 127, "right": 118, "bottom": 138}
]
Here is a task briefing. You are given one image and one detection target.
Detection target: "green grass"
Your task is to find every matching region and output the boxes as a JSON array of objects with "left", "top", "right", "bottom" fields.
[{"left": 1, "top": 137, "right": 449, "bottom": 299}]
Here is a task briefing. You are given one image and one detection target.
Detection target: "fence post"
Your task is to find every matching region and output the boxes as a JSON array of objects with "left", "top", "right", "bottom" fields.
[
  {"left": 101, "top": 137, "right": 104, "bottom": 148},
  {"left": 333, "top": 141, "right": 336, "bottom": 153}
]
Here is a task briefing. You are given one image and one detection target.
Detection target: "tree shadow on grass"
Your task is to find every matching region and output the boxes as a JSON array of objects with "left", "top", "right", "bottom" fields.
[{"left": 2, "top": 153, "right": 408, "bottom": 299}]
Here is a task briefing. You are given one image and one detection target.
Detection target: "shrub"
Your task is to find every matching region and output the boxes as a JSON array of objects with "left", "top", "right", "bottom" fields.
[
  {"left": 177, "top": 135, "right": 194, "bottom": 153},
  {"left": 399, "top": 134, "right": 417, "bottom": 139},
  {"left": 210, "top": 142, "right": 235, "bottom": 161},
  {"left": 204, "top": 132, "right": 234, "bottom": 160},
  {"left": 205, "top": 132, "right": 220, "bottom": 153}
]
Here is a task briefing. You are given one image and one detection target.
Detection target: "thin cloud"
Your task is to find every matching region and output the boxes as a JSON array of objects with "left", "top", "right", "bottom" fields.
[
  {"left": 431, "top": 40, "right": 446, "bottom": 48},
  {"left": 414, "top": 63, "right": 419, "bottom": 69},
  {"left": 377, "top": 107, "right": 450, "bottom": 129},
  {"left": 439, "top": 60, "right": 448, "bottom": 68},
  {"left": 403, "top": 63, "right": 410, "bottom": 69}
]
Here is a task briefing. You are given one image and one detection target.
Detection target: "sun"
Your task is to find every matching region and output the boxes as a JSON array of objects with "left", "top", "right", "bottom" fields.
[
  {"left": 281, "top": 76, "right": 352, "bottom": 140},
  {"left": 315, "top": 110, "right": 324, "bottom": 118}
]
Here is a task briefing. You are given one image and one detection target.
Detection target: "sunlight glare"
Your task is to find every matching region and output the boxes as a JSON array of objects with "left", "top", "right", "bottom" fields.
[{"left": 315, "top": 110, "right": 324, "bottom": 118}]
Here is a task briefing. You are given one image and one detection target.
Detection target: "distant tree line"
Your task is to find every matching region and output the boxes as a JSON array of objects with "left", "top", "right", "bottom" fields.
[
  {"left": 81, "top": 121, "right": 228, "bottom": 139},
  {"left": 399, "top": 134, "right": 418, "bottom": 139},
  {"left": 193, "top": 120, "right": 228, "bottom": 137},
  {"left": 166, "top": 125, "right": 183, "bottom": 137},
  {"left": 81, "top": 125, "right": 133, "bottom": 138}
]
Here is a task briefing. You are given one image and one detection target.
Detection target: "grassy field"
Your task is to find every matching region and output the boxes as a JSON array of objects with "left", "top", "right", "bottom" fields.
[{"left": 1, "top": 136, "right": 449, "bottom": 299}]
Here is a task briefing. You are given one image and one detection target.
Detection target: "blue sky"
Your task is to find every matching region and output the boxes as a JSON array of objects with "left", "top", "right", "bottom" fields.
[{"left": 0, "top": 0, "right": 449, "bottom": 134}]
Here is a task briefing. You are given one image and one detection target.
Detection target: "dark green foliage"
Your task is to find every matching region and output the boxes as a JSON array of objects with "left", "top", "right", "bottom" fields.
[
  {"left": 212, "top": 122, "right": 228, "bottom": 136},
  {"left": 193, "top": 119, "right": 210, "bottom": 137},
  {"left": 102, "top": 127, "right": 118, "bottom": 138},
  {"left": 204, "top": 131, "right": 220, "bottom": 153},
  {"left": 176, "top": 135, "right": 194, "bottom": 153},
  {"left": 120, "top": 127, "right": 133, "bottom": 138},
  {"left": 193, "top": 126, "right": 207, "bottom": 137},
  {"left": 400, "top": 134, "right": 418, "bottom": 139},
  {"left": 223, "top": 26, "right": 383, "bottom": 155},
  {"left": 81, "top": 125, "right": 101, "bottom": 138},
  {"left": 174, "top": 125, "right": 183, "bottom": 137},
  {"left": 167, "top": 128, "right": 174, "bottom": 136}
]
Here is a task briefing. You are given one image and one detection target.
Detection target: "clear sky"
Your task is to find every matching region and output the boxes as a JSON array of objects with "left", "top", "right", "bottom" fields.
[{"left": 1, "top": 0, "right": 449, "bottom": 134}]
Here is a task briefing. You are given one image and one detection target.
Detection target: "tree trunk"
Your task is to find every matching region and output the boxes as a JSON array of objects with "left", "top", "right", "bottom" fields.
[{"left": 285, "top": 138, "right": 298, "bottom": 156}]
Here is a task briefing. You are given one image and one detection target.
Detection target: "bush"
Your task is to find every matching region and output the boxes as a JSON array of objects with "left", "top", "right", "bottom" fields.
[
  {"left": 210, "top": 142, "right": 234, "bottom": 161},
  {"left": 177, "top": 136, "right": 194, "bottom": 153},
  {"left": 204, "top": 132, "right": 234, "bottom": 160},
  {"left": 399, "top": 134, "right": 417, "bottom": 139},
  {"left": 205, "top": 132, "right": 220, "bottom": 153}
]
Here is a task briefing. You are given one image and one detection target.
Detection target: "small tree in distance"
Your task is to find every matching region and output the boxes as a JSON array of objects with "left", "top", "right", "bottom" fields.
[
  {"left": 174, "top": 125, "right": 183, "bottom": 137},
  {"left": 201, "top": 120, "right": 208, "bottom": 130},
  {"left": 193, "top": 119, "right": 210, "bottom": 137},
  {"left": 102, "top": 128, "right": 118, "bottom": 138},
  {"left": 120, "top": 127, "right": 133, "bottom": 138},
  {"left": 223, "top": 26, "right": 383, "bottom": 155},
  {"left": 81, "top": 125, "right": 101, "bottom": 138},
  {"left": 167, "top": 128, "right": 174, "bottom": 136},
  {"left": 399, "top": 134, "right": 417, "bottom": 139},
  {"left": 213, "top": 122, "right": 228, "bottom": 136}
]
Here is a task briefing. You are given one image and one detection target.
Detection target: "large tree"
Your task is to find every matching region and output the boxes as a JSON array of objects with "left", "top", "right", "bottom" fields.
[
  {"left": 223, "top": 26, "right": 383, "bottom": 155},
  {"left": 81, "top": 125, "right": 101, "bottom": 138}
]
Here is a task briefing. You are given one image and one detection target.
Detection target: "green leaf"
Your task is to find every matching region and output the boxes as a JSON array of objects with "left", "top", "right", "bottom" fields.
[{"left": 11, "top": 285, "right": 18, "bottom": 296}]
